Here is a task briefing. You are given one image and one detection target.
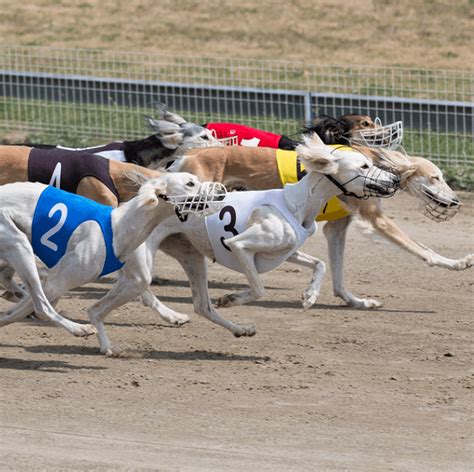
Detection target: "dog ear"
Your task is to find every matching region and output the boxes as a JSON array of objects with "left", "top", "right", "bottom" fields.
[
  {"left": 397, "top": 163, "right": 418, "bottom": 178},
  {"left": 296, "top": 133, "right": 339, "bottom": 174},
  {"left": 144, "top": 115, "right": 161, "bottom": 131},
  {"left": 153, "top": 178, "right": 168, "bottom": 198}
]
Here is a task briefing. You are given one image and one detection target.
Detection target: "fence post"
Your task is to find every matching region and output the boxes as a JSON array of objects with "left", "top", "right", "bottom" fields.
[{"left": 304, "top": 91, "right": 312, "bottom": 125}]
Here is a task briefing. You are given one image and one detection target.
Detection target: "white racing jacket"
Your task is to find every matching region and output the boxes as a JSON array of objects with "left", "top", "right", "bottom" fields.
[{"left": 205, "top": 189, "right": 316, "bottom": 274}]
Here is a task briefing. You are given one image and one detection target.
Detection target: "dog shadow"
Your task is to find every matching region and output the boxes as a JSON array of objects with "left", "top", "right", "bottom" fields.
[
  {"left": 0, "top": 343, "right": 268, "bottom": 362},
  {"left": 151, "top": 277, "right": 284, "bottom": 291},
  {"left": 239, "top": 299, "right": 435, "bottom": 313},
  {"left": 0, "top": 354, "right": 106, "bottom": 372},
  {"left": 144, "top": 349, "right": 269, "bottom": 362}
]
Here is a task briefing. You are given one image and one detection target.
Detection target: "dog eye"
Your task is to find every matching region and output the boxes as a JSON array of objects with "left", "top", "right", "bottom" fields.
[
  {"left": 186, "top": 180, "right": 196, "bottom": 187},
  {"left": 201, "top": 135, "right": 209, "bottom": 140},
  {"left": 361, "top": 164, "right": 370, "bottom": 170}
]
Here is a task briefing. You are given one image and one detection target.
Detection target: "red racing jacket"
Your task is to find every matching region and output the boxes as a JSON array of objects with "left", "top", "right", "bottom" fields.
[{"left": 204, "top": 123, "right": 298, "bottom": 150}]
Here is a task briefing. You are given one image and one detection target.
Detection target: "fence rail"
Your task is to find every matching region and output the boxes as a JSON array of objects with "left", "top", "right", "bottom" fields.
[{"left": 0, "top": 46, "right": 472, "bottom": 168}]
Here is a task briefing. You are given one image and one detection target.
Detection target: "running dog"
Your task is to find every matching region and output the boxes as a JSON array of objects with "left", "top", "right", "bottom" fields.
[
  {"left": 0, "top": 173, "right": 225, "bottom": 354},
  {"left": 164, "top": 143, "right": 471, "bottom": 309},
  {"left": 204, "top": 114, "right": 403, "bottom": 150}
]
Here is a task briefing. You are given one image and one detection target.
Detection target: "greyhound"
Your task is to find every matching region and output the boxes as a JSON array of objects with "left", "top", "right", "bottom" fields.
[{"left": 0, "top": 173, "right": 225, "bottom": 354}]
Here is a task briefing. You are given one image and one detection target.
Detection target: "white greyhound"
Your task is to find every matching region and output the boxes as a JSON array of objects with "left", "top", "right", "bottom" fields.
[
  {"left": 0, "top": 173, "right": 225, "bottom": 354},
  {"left": 62, "top": 133, "right": 400, "bottom": 342}
]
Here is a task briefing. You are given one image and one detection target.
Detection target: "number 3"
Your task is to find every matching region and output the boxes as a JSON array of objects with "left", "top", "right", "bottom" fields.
[
  {"left": 40, "top": 203, "right": 68, "bottom": 251},
  {"left": 219, "top": 205, "right": 238, "bottom": 251}
]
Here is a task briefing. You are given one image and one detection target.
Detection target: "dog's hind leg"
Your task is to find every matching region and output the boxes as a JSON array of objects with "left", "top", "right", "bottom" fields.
[
  {"left": 0, "top": 261, "right": 27, "bottom": 302},
  {"left": 285, "top": 251, "right": 326, "bottom": 309},
  {"left": 183, "top": 250, "right": 256, "bottom": 337},
  {"left": 323, "top": 216, "right": 382, "bottom": 309},
  {"left": 0, "top": 214, "right": 96, "bottom": 336},
  {"left": 157, "top": 235, "right": 255, "bottom": 336}
]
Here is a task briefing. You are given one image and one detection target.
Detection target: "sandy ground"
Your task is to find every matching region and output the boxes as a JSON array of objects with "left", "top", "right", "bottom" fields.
[
  {"left": 0, "top": 0, "right": 472, "bottom": 70},
  {"left": 0, "top": 192, "right": 473, "bottom": 471}
]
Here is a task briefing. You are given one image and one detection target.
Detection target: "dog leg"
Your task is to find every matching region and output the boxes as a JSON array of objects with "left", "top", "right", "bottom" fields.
[
  {"left": 285, "top": 251, "right": 326, "bottom": 309},
  {"left": 216, "top": 237, "right": 267, "bottom": 308},
  {"left": 176, "top": 247, "right": 256, "bottom": 337},
  {"left": 138, "top": 289, "right": 190, "bottom": 326},
  {"left": 370, "top": 213, "right": 473, "bottom": 270},
  {"left": 0, "top": 216, "right": 96, "bottom": 336},
  {"left": 87, "top": 251, "right": 153, "bottom": 355},
  {"left": 324, "top": 217, "right": 382, "bottom": 309},
  {"left": 137, "top": 237, "right": 191, "bottom": 325},
  {"left": 215, "top": 214, "right": 297, "bottom": 308},
  {"left": 0, "top": 261, "right": 27, "bottom": 302}
]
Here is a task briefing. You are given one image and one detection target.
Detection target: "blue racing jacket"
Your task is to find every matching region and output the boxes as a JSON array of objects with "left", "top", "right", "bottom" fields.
[{"left": 31, "top": 186, "right": 124, "bottom": 276}]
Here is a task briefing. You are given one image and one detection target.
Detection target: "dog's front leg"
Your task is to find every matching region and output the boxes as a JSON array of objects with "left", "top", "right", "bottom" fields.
[
  {"left": 370, "top": 213, "right": 473, "bottom": 270},
  {"left": 285, "top": 251, "right": 326, "bottom": 309},
  {"left": 323, "top": 216, "right": 382, "bottom": 309},
  {"left": 87, "top": 249, "right": 152, "bottom": 355}
]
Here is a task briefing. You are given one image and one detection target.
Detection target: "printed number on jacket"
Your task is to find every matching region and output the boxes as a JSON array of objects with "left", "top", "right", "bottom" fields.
[{"left": 219, "top": 205, "right": 239, "bottom": 251}]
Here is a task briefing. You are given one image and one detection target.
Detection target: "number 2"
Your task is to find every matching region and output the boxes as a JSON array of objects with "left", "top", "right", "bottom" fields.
[
  {"left": 219, "top": 205, "right": 238, "bottom": 251},
  {"left": 40, "top": 203, "right": 68, "bottom": 251}
]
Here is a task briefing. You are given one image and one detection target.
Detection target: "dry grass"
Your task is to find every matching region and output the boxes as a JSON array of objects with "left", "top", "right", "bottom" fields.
[{"left": 0, "top": 0, "right": 472, "bottom": 69}]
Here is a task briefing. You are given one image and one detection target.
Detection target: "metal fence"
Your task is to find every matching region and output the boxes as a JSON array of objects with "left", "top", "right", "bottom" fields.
[{"left": 0, "top": 45, "right": 472, "bottom": 168}]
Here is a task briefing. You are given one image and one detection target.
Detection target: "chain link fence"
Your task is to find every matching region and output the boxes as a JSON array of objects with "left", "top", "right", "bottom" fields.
[{"left": 0, "top": 45, "right": 472, "bottom": 168}]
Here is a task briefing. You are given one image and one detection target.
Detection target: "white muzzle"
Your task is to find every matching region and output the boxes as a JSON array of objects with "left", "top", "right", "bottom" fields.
[
  {"left": 161, "top": 182, "right": 227, "bottom": 217},
  {"left": 352, "top": 118, "right": 403, "bottom": 150}
]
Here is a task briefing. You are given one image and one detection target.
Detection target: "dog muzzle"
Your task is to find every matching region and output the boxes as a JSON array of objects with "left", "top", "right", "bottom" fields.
[
  {"left": 217, "top": 135, "right": 239, "bottom": 146},
  {"left": 416, "top": 184, "right": 461, "bottom": 222},
  {"left": 352, "top": 118, "right": 403, "bottom": 150},
  {"left": 208, "top": 129, "right": 239, "bottom": 147},
  {"left": 326, "top": 165, "right": 400, "bottom": 199},
  {"left": 159, "top": 182, "right": 227, "bottom": 217}
]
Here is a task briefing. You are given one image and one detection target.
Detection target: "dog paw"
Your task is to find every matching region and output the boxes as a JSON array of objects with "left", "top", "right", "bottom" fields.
[
  {"left": 102, "top": 346, "right": 120, "bottom": 357},
  {"left": 352, "top": 298, "right": 382, "bottom": 309},
  {"left": 73, "top": 324, "right": 97, "bottom": 337},
  {"left": 301, "top": 290, "right": 319, "bottom": 310},
  {"left": 171, "top": 314, "right": 190, "bottom": 326},
  {"left": 161, "top": 312, "right": 190, "bottom": 326},
  {"left": 1, "top": 290, "right": 24, "bottom": 302},
  {"left": 458, "top": 253, "right": 473, "bottom": 270},
  {"left": 233, "top": 323, "right": 256, "bottom": 337},
  {"left": 216, "top": 293, "right": 239, "bottom": 308}
]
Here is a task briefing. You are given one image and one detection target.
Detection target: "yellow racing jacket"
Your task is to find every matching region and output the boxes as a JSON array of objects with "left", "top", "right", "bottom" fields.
[{"left": 275, "top": 147, "right": 351, "bottom": 222}]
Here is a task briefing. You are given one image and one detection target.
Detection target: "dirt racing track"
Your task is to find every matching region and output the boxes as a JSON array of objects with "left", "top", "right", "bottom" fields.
[{"left": 0, "top": 192, "right": 473, "bottom": 471}]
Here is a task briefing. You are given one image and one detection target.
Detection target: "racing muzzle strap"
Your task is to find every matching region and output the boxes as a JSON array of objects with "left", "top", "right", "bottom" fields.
[{"left": 325, "top": 165, "right": 400, "bottom": 199}]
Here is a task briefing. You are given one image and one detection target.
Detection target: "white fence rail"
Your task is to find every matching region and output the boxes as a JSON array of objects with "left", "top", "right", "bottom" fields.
[{"left": 0, "top": 46, "right": 472, "bottom": 168}]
